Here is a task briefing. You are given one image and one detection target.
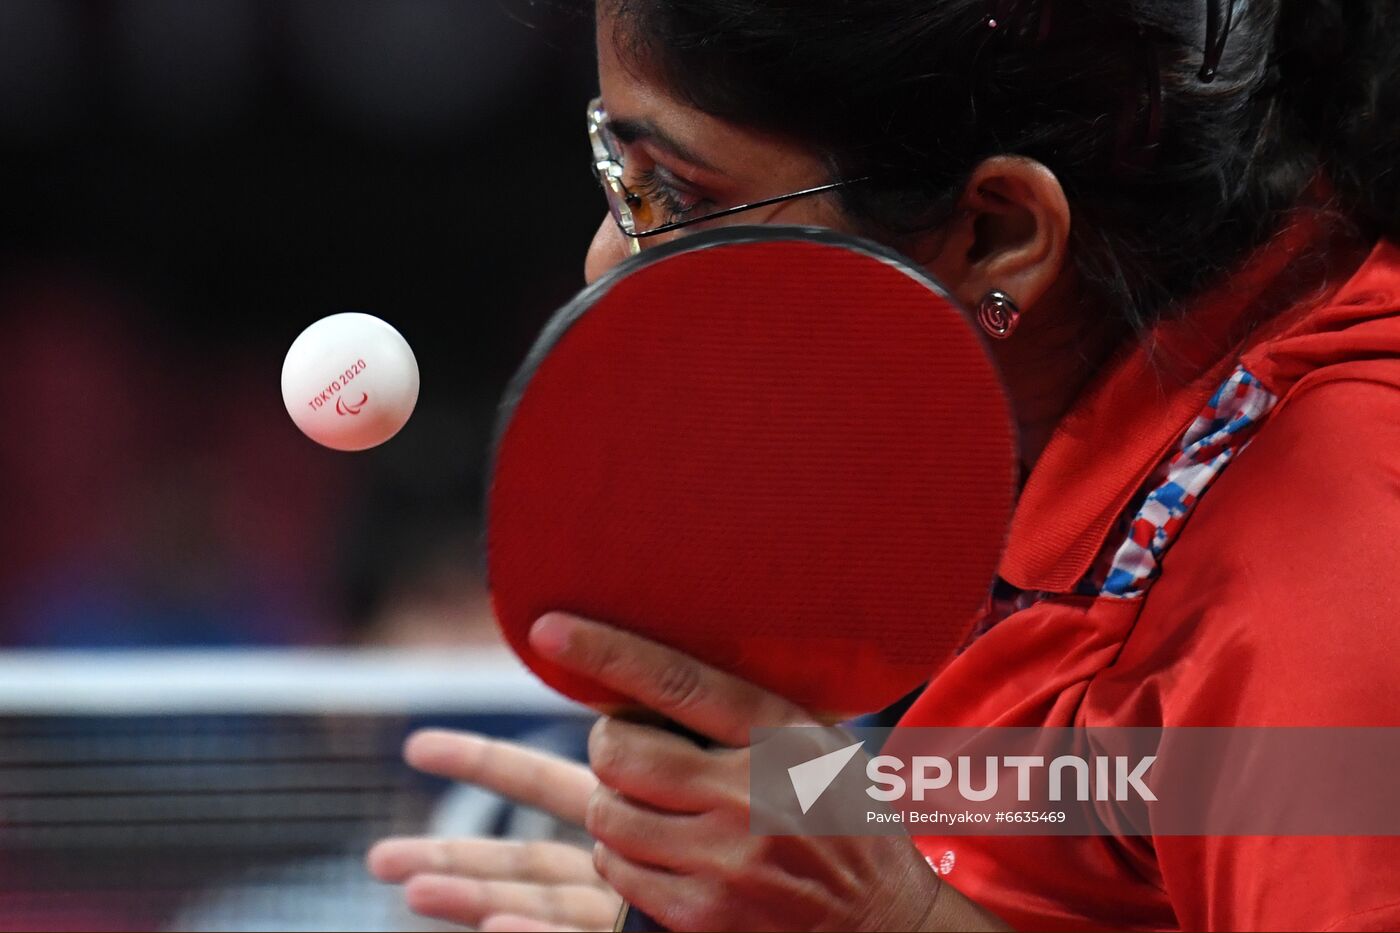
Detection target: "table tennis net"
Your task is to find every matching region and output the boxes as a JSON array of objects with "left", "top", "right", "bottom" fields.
[{"left": 0, "top": 649, "right": 589, "bottom": 932}]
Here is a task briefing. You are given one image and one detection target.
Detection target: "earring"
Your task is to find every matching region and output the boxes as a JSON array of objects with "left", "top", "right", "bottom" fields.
[{"left": 977, "top": 290, "right": 1021, "bottom": 339}]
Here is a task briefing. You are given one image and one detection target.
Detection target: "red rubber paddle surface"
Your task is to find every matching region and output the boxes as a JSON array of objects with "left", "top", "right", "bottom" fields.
[{"left": 488, "top": 233, "right": 1016, "bottom": 720}]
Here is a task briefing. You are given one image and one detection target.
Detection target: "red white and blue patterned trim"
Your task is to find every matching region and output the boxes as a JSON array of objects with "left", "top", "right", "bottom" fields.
[
  {"left": 1097, "top": 367, "right": 1277, "bottom": 599},
  {"left": 965, "top": 366, "right": 1280, "bottom": 644}
]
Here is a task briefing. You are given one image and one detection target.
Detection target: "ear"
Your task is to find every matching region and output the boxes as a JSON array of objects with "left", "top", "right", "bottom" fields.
[{"left": 918, "top": 156, "right": 1072, "bottom": 316}]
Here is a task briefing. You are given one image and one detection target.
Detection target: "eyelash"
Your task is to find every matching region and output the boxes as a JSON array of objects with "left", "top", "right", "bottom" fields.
[{"left": 633, "top": 168, "right": 711, "bottom": 222}]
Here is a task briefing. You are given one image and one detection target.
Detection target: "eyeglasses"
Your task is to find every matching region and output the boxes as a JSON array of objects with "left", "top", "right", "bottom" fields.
[{"left": 588, "top": 97, "right": 869, "bottom": 255}]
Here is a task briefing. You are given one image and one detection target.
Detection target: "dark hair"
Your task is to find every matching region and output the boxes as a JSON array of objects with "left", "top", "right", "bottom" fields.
[{"left": 602, "top": 0, "right": 1400, "bottom": 332}]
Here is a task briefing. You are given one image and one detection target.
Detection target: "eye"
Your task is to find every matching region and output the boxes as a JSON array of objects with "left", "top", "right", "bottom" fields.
[{"left": 632, "top": 166, "right": 714, "bottom": 224}]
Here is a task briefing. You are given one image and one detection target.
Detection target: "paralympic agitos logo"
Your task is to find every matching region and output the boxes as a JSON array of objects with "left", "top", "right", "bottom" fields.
[{"left": 336, "top": 393, "right": 368, "bottom": 416}]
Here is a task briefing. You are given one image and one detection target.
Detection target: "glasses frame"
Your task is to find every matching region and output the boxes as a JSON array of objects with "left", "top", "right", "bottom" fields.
[{"left": 588, "top": 97, "right": 869, "bottom": 255}]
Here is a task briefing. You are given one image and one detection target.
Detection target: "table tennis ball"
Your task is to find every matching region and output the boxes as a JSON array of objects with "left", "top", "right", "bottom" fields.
[{"left": 282, "top": 312, "right": 420, "bottom": 451}]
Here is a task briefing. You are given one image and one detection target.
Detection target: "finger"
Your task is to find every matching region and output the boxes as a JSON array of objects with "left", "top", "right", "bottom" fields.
[
  {"left": 367, "top": 836, "right": 602, "bottom": 887},
  {"left": 593, "top": 845, "right": 708, "bottom": 933},
  {"left": 530, "top": 614, "right": 812, "bottom": 745},
  {"left": 585, "top": 787, "right": 712, "bottom": 872},
  {"left": 588, "top": 717, "right": 743, "bottom": 813},
  {"left": 403, "top": 874, "right": 620, "bottom": 930},
  {"left": 480, "top": 914, "right": 591, "bottom": 933},
  {"left": 403, "top": 729, "right": 597, "bottom": 824}
]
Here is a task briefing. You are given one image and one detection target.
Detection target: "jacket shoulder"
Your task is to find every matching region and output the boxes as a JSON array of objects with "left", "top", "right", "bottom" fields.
[{"left": 1118, "top": 376, "right": 1400, "bottom": 725}]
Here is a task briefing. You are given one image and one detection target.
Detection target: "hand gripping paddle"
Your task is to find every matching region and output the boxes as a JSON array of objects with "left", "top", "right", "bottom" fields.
[{"left": 485, "top": 226, "right": 1018, "bottom": 930}]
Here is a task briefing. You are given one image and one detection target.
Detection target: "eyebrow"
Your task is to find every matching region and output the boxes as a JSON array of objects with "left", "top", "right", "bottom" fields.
[{"left": 604, "top": 115, "right": 721, "bottom": 174}]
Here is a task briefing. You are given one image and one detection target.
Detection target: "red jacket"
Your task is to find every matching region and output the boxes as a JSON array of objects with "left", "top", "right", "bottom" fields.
[{"left": 902, "top": 215, "right": 1400, "bottom": 931}]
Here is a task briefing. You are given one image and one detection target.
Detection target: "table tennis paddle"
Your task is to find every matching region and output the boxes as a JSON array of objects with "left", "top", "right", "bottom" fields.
[{"left": 485, "top": 225, "right": 1018, "bottom": 929}]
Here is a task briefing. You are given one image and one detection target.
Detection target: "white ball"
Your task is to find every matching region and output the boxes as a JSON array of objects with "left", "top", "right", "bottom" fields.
[{"left": 281, "top": 312, "right": 420, "bottom": 452}]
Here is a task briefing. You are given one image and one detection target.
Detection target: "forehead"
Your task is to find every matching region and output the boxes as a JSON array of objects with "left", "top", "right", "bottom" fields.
[
  {"left": 594, "top": 8, "right": 713, "bottom": 143},
  {"left": 593, "top": 5, "right": 826, "bottom": 185}
]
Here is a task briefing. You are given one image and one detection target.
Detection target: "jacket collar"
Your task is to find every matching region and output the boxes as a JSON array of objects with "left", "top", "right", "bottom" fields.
[{"left": 999, "top": 209, "right": 1365, "bottom": 593}]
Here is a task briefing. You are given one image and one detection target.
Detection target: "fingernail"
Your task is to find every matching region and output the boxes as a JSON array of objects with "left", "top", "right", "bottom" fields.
[{"left": 529, "top": 613, "right": 574, "bottom": 657}]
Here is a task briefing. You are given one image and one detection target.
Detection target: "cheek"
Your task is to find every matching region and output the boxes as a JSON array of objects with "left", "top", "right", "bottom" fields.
[
  {"left": 753, "top": 196, "right": 865, "bottom": 244},
  {"left": 585, "top": 215, "right": 631, "bottom": 284}
]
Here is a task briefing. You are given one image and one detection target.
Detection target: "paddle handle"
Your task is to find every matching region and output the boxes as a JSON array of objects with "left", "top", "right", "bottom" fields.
[{"left": 614, "top": 900, "right": 664, "bottom": 931}]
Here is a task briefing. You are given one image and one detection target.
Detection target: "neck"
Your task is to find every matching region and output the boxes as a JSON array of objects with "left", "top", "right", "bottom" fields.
[{"left": 992, "top": 280, "right": 1123, "bottom": 474}]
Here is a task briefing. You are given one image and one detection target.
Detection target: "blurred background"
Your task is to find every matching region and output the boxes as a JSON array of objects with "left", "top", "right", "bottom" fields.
[
  {"left": 0, "top": 2, "right": 600, "bottom": 929},
  {"left": 0, "top": 0, "right": 597, "bottom": 650}
]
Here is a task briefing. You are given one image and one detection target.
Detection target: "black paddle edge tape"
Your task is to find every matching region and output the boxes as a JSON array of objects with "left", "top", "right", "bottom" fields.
[{"left": 481, "top": 223, "right": 1016, "bottom": 587}]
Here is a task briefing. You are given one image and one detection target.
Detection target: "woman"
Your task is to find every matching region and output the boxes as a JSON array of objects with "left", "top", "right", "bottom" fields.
[{"left": 369, "top": 1, "right": 1400, "bottom": 929}]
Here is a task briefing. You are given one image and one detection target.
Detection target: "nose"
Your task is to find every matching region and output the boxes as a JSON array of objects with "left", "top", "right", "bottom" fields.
[{"left": 584, "top": 215, "right": 633, "bottom": 285}]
